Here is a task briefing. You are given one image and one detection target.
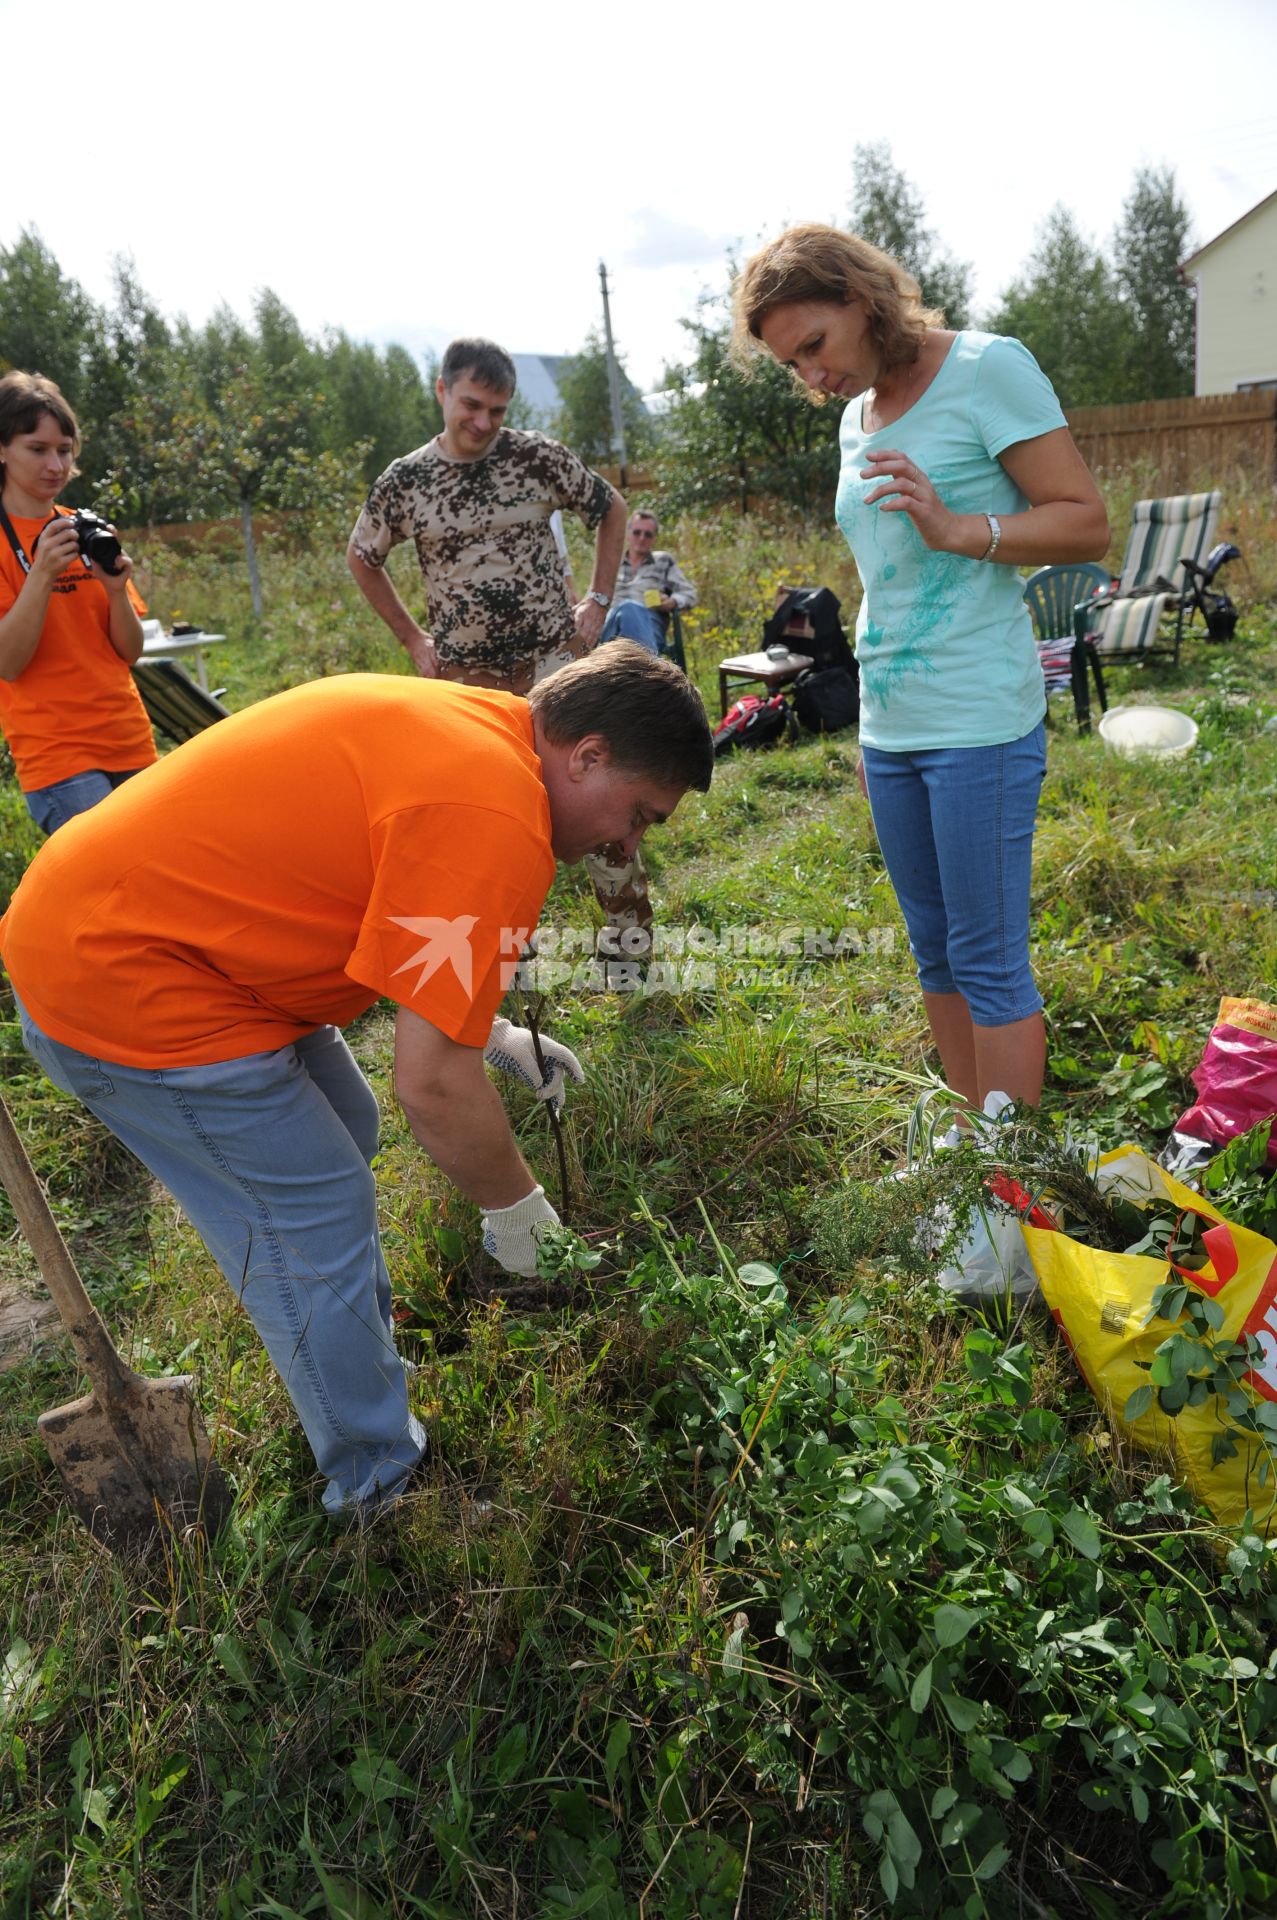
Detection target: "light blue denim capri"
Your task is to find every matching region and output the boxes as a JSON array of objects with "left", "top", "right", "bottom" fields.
[
  {"left": 16, "top": 996, "right": 426, "bottom": 1515},
  {"left": 859, "top": 722, "right": 1046, "bottom": 1027}
]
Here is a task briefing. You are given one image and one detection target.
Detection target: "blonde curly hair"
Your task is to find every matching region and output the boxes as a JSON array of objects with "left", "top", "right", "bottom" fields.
[{"left": 730, "top": 224, "right": 943, "bottom": 400}]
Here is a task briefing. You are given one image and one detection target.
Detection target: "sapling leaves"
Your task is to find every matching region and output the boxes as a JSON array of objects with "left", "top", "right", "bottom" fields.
[{"left": 933, "top": 1603, "right": 982, "bottom": 1649}]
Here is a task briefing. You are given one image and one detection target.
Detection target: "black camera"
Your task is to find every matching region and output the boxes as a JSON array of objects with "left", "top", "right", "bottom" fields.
[
  {"left": 69, "top": 509, "right": 124, "bottom": 576},
  {"left": 33, "top": 509, "right": 124, "bottom": 576}
]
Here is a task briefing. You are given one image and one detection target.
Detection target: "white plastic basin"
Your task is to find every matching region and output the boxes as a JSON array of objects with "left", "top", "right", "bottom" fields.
[{"left": 1098, "top": 705, "right": 1198, "bottom": 760}]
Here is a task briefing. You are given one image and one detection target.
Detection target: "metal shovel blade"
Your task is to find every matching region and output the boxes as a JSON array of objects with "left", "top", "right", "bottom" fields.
[
  {"left": 37, "top": 1371, "right": 233, "bottom": 1551},
  {"left": 0, "top": 1091, "right": 233, "bottom": 1554}
]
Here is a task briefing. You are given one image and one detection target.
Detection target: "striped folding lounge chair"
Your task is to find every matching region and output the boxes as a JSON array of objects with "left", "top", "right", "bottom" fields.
[
  {"left": 132, "top": 658, "right": 230, "bottom": 744},
  {"left": 1076, "top": 490, "right": 1222, "bottom": 676}
]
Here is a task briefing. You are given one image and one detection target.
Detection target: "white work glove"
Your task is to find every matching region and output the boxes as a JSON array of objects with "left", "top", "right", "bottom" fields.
[
  {"left": 484, "top": 1016, "right": 584, "bottom": 1115},
  {"left": 481, "top": 1185, "right": 560, "bottom": 1277}
]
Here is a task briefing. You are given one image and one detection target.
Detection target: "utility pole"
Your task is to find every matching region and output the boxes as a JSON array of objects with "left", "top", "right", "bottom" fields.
[{"left": 598, "top": 260, "right": 629, "bottom": 489}]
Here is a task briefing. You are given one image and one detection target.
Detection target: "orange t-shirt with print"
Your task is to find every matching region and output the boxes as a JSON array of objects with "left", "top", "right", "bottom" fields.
[
  {"left": 0, "top": 509, "right": 157, "bottom": 791},
  {"left": 0, "top": 674, "right": 555, "bottom": 1066}
]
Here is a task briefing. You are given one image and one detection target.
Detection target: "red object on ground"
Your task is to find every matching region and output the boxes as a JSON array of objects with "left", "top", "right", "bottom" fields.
[
  {"left": 1175, "top": 997, "right": 1277, "bottom": 1168},
  {"left": 986, "top": 1171, "right": 1058, "bottom": 1232}
]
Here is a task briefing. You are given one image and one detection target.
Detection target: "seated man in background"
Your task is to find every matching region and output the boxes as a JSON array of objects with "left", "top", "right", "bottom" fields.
[
  {"left": 601, "top": 510, "right": 697, "bottom": 656},
  {"left": 1, "top": 649, "right": 713, "bottom": 1519}
]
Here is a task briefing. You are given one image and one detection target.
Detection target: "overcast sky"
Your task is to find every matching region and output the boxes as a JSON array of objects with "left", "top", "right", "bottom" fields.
[{"left": 4, "top": 0, "right": 1275, "bottom": 394}]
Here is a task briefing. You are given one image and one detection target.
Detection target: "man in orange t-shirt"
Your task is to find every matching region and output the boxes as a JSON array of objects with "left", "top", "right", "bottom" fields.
[{"left": 1, "top": 651, "right": 713, "bottom": 1517}]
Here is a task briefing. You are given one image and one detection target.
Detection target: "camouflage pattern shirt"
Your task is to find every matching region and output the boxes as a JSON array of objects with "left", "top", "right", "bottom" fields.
[{"left": 350, "top": 431, "right": 613, "bottom": 688}]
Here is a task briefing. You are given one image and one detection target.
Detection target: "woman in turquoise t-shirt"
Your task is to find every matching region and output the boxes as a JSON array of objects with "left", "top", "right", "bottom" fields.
[{"left": 733, "top": 225, "right": 1109, "bottom": 1110}]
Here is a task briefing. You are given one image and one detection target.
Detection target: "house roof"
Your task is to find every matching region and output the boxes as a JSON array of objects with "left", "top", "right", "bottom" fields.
[
  {"left": 511, "top": 350, "right": 650, "bottom": 429},
  {"left": 1181, "top": 185, "right": 1277, "bottom": 272},
  {"left": 511, "top": 353, "right": 571, "bottom": 424}
]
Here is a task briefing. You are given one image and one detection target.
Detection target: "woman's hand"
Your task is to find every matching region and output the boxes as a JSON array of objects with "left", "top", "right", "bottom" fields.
[
  {"left": 89, "top": 531, "right": 134, "bottom": 595},
  {"left": 0, "top": 517, "right": 80, "bottom": 679},
  {"left": 860, "top": 450, "right": 977, "bottom": 555},
  {"left": 29, "top": 516, "right": 80, "bottom": 588},
  {"left": 862, "top": 430, "right": 1110, "bottom": 567}
]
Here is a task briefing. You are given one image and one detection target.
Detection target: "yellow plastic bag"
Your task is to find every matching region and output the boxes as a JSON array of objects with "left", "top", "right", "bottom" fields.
[{"left": 1021, "top": 1146, "right": 1277, "bottom": 1535}]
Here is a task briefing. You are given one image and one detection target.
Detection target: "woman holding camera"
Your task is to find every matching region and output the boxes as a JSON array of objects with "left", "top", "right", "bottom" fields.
[
  {"left": 0, "top": 372, "right": 155, "bottom": 835},
  {"left": 733, "top": 226, "right": 1109, "bottom": 1111}
]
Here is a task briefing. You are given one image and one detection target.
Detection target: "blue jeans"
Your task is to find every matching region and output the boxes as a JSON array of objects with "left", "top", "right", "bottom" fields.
[
  {"left": 860, "top": 723, "right": 1046, "bottom": 1027},
  {"left": 15, "top": 999, "right": 426, "bottom": 1515},
  {"left": 24, "top": 767, "right": 146, "bottom": 836},
  {"left": 601, "top": 602, "right": 664, "bottom": 654}
]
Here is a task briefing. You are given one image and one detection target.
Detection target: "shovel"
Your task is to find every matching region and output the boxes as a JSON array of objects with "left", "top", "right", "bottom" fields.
[{"left": 0, "top": 1092, "right": 233, "bottom": 1552}]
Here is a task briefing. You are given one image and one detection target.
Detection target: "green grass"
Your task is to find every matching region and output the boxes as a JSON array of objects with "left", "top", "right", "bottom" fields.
[{"left": 2, "top": 505, "right": 1277, "bottom": 1918}]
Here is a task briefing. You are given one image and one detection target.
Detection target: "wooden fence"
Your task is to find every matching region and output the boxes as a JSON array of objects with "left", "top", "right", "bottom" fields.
[
  {"left": 604, "top": 394, "right": 1277, "bottom": 506},
  {"left": 129, "top": 510, "right": 290, "bottom": 550},
  {"left": 1065, "top": 391, "right": 1277, "bottom": 493}
]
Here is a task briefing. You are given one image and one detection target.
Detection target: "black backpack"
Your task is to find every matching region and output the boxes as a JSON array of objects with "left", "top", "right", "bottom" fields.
[{"left": 791, "top": 665, "right": 860, "bottom": 735}]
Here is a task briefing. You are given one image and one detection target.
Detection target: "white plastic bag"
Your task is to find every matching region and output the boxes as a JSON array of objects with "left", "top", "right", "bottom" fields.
[
  {"left": 914, "top": 1091, "right": 1040, "bottom": 1301},
  {"left": 935, "top": 1199, "right": 1038, "bottom": 1300}
]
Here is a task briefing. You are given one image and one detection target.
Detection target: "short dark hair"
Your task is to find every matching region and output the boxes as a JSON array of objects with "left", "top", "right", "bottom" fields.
[
  {"left": 439, "top": 338, "right": 517, "bottom": 396},
  {"left": 528, "top": 643, "right": 713, "bottom": 793},
  {"left": 0, "top": 371, "right": 81, "bottom": 461}
]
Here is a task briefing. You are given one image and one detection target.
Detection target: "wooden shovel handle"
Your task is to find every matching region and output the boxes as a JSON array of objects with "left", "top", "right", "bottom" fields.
[{"left": 0, "top": 1090, "right": 138, "bottom": 1401}]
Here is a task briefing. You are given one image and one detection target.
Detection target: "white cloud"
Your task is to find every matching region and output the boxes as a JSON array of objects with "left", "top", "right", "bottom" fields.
[{"left": 621, "top": 208, "right": 729, "bottom": 271}]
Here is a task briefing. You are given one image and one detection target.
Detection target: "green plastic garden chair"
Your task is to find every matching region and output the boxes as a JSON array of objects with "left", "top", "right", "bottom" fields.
[
  {"left": 1023, "top": 562, "right": 1111, "bottom": 733},
  {"left": 666, "top": 607, "right": 688, "bottom": 672}
]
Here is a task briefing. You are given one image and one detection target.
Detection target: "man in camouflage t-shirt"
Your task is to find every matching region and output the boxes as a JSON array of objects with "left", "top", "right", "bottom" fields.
[
  {"left": 348, "top": 338, "right": 627, "bottom": 696},
  {"left": 347, "top": 338, "right": 653, "bottom": 949}
]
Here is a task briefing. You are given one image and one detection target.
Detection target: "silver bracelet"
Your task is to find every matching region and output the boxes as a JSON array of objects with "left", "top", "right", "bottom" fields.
[{"left": 979, "top": 512, "right": 1002, "bottom": 562}]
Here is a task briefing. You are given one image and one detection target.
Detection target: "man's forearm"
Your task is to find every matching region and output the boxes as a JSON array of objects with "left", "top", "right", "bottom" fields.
[
  {"left": 347, "top": 545, "right": 427, "bottom": 648},
  {"left": 395, "top": 1010, "right": 538, "bottom": 1208},
  {"left": 665, "top": 559, "right": 697, "bottom": 612},
  {"left": 589, "top": 490, "right": 627, "bottom": 600},
  {"left": 401, "top": 1071, "right": 537, "bottom": 1209}
]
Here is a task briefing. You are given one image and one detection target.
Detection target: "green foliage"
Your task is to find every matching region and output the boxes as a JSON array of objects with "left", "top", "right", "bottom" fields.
[
  {"left": 0, "top": 236, "right": 430, "bottom": 537},
  {"left": 659, "top": 156, "right": 1197, "bottom": 516},
  {"left": 553, "top": 326, "right": 654, "bottom": 469},
  {"left": 1114, "top": 166, "right": 1196, "bottom": 401},
  {"left": 850, "top": 140, "right": 974, "bottom": 327},
  {"left": 626, "top": 1229, "right": 1277, "bottom": 1918},
  {"left": 321, "top": 333, "right": 441, "bottom": 482},
  {"left": 104, "top": 301, "right": 372, "bottom": 615},
  {"left": 655, "top": 285, "right": 843, "bottom": 515},
  {"left": 1118, "top": 1123, "right": 1277, "bottom": 1473},
  {"left": 0, "top": 227, "right": 98, "bottom": 409},
  {"left": 1202, "top": 1119, "right": 1277, "bottom": 1242},
  {"left": 988, "top": 167, "right": 1196, "bottom": 407},
  {"left": 988, "top": 205, "right": 1132, "bottom": 408}
]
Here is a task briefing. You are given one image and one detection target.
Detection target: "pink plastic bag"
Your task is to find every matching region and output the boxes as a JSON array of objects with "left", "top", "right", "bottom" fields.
[{"left": 1175, "top": 997, "right": 1277, "bottom": 1167}]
